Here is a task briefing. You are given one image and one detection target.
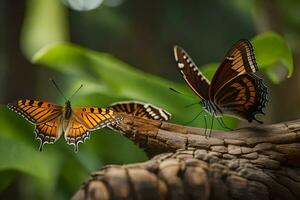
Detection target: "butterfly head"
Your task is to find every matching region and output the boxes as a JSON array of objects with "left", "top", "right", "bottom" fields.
[{"left": 65, "top": 100, "right": 71, "bottom": 108}]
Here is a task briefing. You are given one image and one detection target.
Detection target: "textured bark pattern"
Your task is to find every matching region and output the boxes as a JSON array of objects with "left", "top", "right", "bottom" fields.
[{"left": 73, "top": 116, "right": 300, "bottom": 200}]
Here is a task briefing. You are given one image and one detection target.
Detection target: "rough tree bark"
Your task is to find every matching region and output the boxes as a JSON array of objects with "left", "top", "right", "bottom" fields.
[{"left": 72, "top": 115, "right": 300, "bottom": 200}]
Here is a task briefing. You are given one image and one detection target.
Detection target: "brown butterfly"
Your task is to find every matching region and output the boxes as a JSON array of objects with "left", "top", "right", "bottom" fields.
[
  {"left": 108, "top": 101, "right": 171, "bottom": 133},
  {"left": 7, "top": 81, "right": 122, "bottom": 152},
  {"left": 173, "top": 40, "right": 268, "bottom": 124},
  {"left": 110, "top": 101, "right": 171, "bottom": 121}
]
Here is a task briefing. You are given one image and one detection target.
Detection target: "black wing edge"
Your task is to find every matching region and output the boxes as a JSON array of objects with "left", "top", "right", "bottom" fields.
[{"left": 249, "top": 74, "right": 268, "bottom": 124}]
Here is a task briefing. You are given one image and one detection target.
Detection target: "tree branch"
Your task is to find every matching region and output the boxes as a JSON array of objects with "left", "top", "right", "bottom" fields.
[{"left": 72, "top": 116, "right": 300, "bottom": 200}]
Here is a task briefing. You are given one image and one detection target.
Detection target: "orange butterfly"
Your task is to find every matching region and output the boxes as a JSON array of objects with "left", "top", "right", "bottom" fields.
[{"left": 7, "top": 80, "right": 122, "bottom": 152}]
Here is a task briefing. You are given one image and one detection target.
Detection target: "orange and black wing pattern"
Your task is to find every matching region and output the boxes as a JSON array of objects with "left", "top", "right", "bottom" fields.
[
  {"left": 7, "top": 99, "right": 64, "bottom": 151},
  {"left": 210, "top": 39, "right": 258, "bottom": 97},
  {"left": 110, "top": 101, "right": 171, "bottom": 121},
  {"left": 7, "top": 99, "right": 62, "bottom": 124},
  {"left": 174, "top": 46, "right": 210, "bottom": 101},
  {"left": 214, "top": 74, "right": 268, "bottom": 123},
  {"left": 35, "top": 116, "right": 63, "bottom": 151},
  {"left": 66, "top": 107, "right": 123, "bottom": 151},
  {"left": 64, "top": 118, "right": 89, "bottom": 152},
  {"left": 73, "top": 107, "right": 122, "bottom": 130}
]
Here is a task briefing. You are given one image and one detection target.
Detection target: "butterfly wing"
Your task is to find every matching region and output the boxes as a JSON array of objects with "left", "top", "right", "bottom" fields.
[
  {"left": 64, "top": 117, "right": 89, "bottom": 152},
  {"left": 65, "top": 107, "right": 122, "bottom": 151},
  {"left": 7, "top": 99, "right": 62, "bottom": 124},
  {"left": 7, "top": 99, "right": 64, "bottom": 151},
  {"left": 210, "top": 40, "right": 258, "bottom": 98},
  {"left": 110, "top": 101, "right": 171, "bottom": 121},
  {"left": 214, "top": 74, "right": 268, "bottom": 123},
  {"left": 35, "top": 115, "right": 63, "bottom": 151},
  {"left": 173, "top": 46, "right": 210, "bottom": 100}
]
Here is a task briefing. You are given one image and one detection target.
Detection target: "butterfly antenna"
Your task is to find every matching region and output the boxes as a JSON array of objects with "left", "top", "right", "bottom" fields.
[
  {"left": 204, "top": 115, "right": 207, "bottom": 138},
  {"left": 70, "top": 84, "right": 83, "bottom": 100},
  {"left": 208, "top": 115, "right": 214, "bottom": 137},
  {"left": 184, "top": 102, "right": 200, "bottom": 108},
  {"left": 170, "top": 88, "right": 201, "bottom": 108},
  {"left": 217, "top": 118, "right": 234, "bottom": 131},
  {"left": 50, "top": 79, "right": 68, "bottom": 101},
  {"left": 169, "top": 88, "right": 196, "bottom": 99}
]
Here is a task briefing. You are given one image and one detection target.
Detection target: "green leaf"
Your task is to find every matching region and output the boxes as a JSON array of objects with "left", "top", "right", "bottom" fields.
[
  {"left": 33, "top": 42, "right": 237, "bottom": 129},
  {"left": 251, "top": 32, "right": 294, "bottom": 83}
]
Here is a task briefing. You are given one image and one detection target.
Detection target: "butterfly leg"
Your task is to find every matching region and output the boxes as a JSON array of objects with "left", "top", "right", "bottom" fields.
[
  {"left": 208, "top": 115, "right": 214, "bottom": 138},
  {"left": 204, "top": 115, "right": 208, "bottom": 138},
  {"left": 184, "top": 101, "right": 201, "bottom": 108},
  {"left": 217, "top": 117, "right": 234, "bottom": 131},
  {"left": 221, "top": 118, "right": 234, "bottom": 130}
]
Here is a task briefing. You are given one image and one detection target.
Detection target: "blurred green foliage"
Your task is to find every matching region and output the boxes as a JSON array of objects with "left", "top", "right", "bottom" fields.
[
  {"left": 201, "top": 32, "right": 293, "bottom": 84},
  {"left": 0, "top": 0, "right": 295, "bottom": 199},
  {"left": 252, "top": 32, "right": 294, "bottom": 83}
]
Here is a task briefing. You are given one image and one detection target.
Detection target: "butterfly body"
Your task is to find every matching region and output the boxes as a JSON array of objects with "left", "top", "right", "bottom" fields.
[
  {"left": 63, "top": 101, "right": 72, "bottom": 121},
  {"left": 8, "top": 99, "right": 122, "bottom": 152},
  {"left": 174, "top": 40, "right": 268, "bottom": 123}
]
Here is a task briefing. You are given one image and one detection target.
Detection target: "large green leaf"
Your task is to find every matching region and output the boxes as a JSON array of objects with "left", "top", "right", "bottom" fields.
[
  {"left": 33, "top": 43, "right": 236, "bottom": 129},
  {"left": 251, "top": 32, "right": 293, "bottom": 83},
  {"left": 31, "top": 32, "right": 292, "bottom": 131}
]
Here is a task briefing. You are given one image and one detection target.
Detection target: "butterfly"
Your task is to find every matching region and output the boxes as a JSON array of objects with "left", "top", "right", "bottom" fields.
[
  {"left": 7, "top": 81, "right": 122, "bottom": 152},
  {"left": 109, "top": 101, "right": 171, "bottom": 121},
  {"left": 173, "top": 39, "right": 268, "bottom": 124}
]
